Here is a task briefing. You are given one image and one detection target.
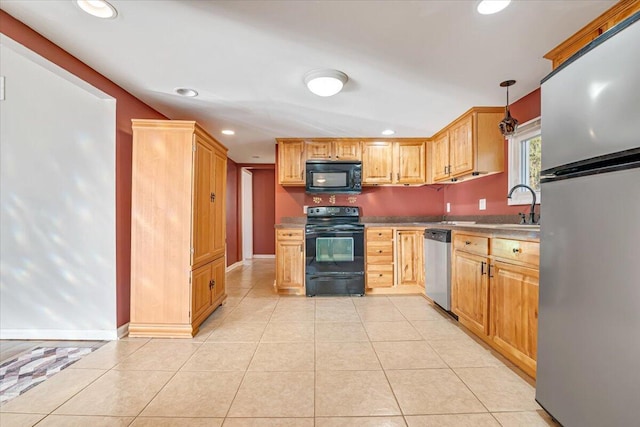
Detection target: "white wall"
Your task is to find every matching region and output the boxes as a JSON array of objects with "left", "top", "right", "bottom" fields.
[{"left": 0, "top": 36, "right": 118, "bottom": 340}]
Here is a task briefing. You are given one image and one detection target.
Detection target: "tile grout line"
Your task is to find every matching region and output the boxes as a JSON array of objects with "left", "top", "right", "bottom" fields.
[{"left": 222, "top": 263, "right": 277, "bottom": 421}]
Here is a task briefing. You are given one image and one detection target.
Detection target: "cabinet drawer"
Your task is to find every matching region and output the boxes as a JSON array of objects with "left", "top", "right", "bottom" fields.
[
  {"left": 277, "top": 229, "right": 304, "bottom": 241},
  {"left": 491, "top": 238, "right": 540, "bottom": 266},
  {"left": 367, "top": 269, "right": 394, "bottom": 287},
  {"left": 366, "top": 228, "right": 393, "bottom": 241},
  {"left": 453, "top": 234, "right": 489, "bottom": 255},
  {"left": 366, "top": 242, "right": 393, "bottom": 263}
]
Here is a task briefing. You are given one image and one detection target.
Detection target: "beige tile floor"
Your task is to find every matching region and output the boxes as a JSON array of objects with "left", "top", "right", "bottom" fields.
[{"left": 0, "top": 259, "right": 559, "bottom": 427}]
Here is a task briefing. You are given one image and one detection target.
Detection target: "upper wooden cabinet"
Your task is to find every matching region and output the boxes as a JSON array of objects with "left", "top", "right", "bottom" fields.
[
  {"left": 306, "top": 139, "right": 361, "bottom": 161},
  {"left": 362, "top": 140, "right": 426, "bottom": 185},
  {"left": 130, "top": 120, "right": 227, "bottom": 338},
  {"left": 544, "top": 0, "right": 640, "bottom": 70},
  {"left": 278, "top": 139, "right": 305, "bottom": 185},
  {"left": 429, "top": 107, "right": 504, "bottom": 184},
  {"left": 362, "top": 141, "right": 394, "bottom": 184}
]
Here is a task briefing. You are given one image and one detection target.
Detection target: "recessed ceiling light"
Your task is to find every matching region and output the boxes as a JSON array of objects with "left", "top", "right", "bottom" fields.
[
  {"left": 221, "top": 130, "right": 235, "bottom": 135},
  {"left": 76, "top": 0, "right": 117, "bottom": 19},
  {"left": 304, "top": 69, "right": 348, "bottom": 97},
  {"left": 477, "top": 0, "right": 511, "bottom": 15},
  {"left": 381, "top": 129, "right": 395, "bottom": 136},
  {"left": 175, "top": 88, "right": 198, "bottom": 97}
]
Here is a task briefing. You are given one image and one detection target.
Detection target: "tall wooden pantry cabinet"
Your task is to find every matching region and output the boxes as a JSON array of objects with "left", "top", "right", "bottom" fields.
[{"left": 129, "top": 120, "right": 227, "bottom": 338}]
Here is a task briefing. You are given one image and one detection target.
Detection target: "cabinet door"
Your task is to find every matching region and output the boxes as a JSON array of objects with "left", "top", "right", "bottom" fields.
[
  {"left": 449, "top": 115, "right": 474, "bottom": 177},
  {"left": 362, "top": 141, "right": 393, "bottom": 184},
  {"left": 396, "top": 230, "right": 424, "bottom": 287},
  {"left": 211, "top": 255, "right": 226, "bottom": 301},
  {"left": 212, "top": 149, "right": 227, "bottom": 259},
  {"left": 432, "top": 132, "right": 450, "bottom": 182},
  {"left": 396, "top": 141, "right": 426, "bottom": 184},
  {"left": 276, "top": 238, "right": 305, "bottom": 290},
  {"left": 192, "top": 136, "right": 216, "bottom": 266},
  {"left": 452, "top": 250, "right": 489, "bottom": 336},
  {"left": 334, "top": 140, "right": 361, "bottom": 160},
  {"left": 306, "top": 141, "right": 333, "bottom": 160},
  {"left": 278, "top": 141, "right": 305, "bottom": 185},
  {"left": 490, "top": 261, "right": 539, "bottom": 376},
  {"left": 191, "top": 262, "right": 213, "bottom": 324}
]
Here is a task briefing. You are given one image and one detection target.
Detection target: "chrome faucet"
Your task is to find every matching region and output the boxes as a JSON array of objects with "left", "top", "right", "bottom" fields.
[{"left": 507, "top": 184, "right": 538, "bottom": 224}]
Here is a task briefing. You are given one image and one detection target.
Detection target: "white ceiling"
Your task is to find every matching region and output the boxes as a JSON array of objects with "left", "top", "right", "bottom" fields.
[{"left": 1, "top": 0, "right": 614, "bottom": 163}]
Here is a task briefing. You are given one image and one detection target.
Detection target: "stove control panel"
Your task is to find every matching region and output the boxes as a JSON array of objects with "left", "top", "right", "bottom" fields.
[{"left": 307, "top": 206, "right": 360, "bottom": 217}]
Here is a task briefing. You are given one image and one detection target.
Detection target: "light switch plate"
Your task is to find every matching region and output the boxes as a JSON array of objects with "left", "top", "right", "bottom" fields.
[
  {"left": 479, "top": 199, "right": 486, "bottom": 210},
  {"left": 446, "top": 202, "right": 451, "bottom": 213},
  {"left": 303, "top": 205, "right": 308, "bottom": 214}
]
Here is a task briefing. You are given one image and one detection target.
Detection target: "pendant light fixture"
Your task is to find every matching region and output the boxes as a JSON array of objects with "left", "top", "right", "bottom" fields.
[{"left": 498, "top": 79, "right": 518, "bottom": 137}]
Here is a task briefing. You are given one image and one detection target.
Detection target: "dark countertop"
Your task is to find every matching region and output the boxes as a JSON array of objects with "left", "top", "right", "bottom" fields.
[{"left": 275, "top": 220, "right": 539, "bottom": 240}]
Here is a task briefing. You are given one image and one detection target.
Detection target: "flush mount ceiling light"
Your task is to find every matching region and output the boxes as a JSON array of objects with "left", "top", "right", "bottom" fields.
[
  {"left": 477, "top": 0, "right": 511, "bottom": 15},
  {"left": 76, "top": 0, "right": 117, "bottom": 19},
  {"left": 381, "top": 129, "right": 395, "bottom": 136},
  {"left": 304, "top": 69, "right": 348, "bottom": 97},
  {"left": 221, "top": 130, "right": 235, "bottom": 135},
  {"left": 175, "top": 88, "right": 198, "bottom": 97},
  {"left": 498, "top": 79, "right": 519, "bottom": 137}
]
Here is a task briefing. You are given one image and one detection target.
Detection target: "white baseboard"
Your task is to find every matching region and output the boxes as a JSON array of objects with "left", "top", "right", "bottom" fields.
[
  {"left": 117, "top": 323, "right": 129, "bottom": 339},
  {"left": 0, "top": 328, "right": 119, "bottom": 341},
  {"left": 252, "top": 254, "right": 275, "bottom": 259},
  {"left": 226, "top": 260, "right": 244, "bottom": 272}
]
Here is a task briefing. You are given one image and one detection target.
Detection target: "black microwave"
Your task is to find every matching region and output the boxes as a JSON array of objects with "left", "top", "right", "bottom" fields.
[{"left": 305, "top": 161, "right": 362, "bottom": 194}]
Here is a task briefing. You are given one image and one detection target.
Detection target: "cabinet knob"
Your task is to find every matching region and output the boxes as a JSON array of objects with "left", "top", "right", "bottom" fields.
[
  {"left": 378, "top": 233, "right": 382, "bottom": 236},
  {"left": 465, "top": 241, "right": 471, "bottom": 245},
  {"left": 379, "top": 273, "right": 383, "bottom": 277},
  {"left": 377, "top": 250, "right": 382, "bottom": 253},
  {"left": 513, "top": 247, "right": 522, "bottom": 253}
]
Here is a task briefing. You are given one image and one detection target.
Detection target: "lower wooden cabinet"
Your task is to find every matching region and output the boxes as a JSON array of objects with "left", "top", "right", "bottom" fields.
[
  {"left": 396, "top": 230, "right": 425, "bottom": 288},
  {"left": 451, "top": 231, "right": 540, "bottom": 378},
  {"left": 275, "top": 228, "right": 305, "bottom": 294},
  {"left": 365, "top": 228, "right": 395, "bottom": 289},
  {"left": 191, "top": 257, "right": 227, "bottom": 328},
  {"left": 490, "top": 261, "right": 539, "bottom": 378},
  {"left": 365, "top": 227, "right": 425, "bottom": 294},
  {"left": 452, "top": 250, "right": 489, "bottom": 336}
]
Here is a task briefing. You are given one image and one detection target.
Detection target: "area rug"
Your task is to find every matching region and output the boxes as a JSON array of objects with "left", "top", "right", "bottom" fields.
[{"left": 0, "top": 347, "right": 96, "bottom": 403}]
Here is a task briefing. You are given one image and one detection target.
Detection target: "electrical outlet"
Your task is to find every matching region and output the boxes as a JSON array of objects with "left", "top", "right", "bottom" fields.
[
  {"left": 479, "top": 199, "right": 486, "bottom": 210},
  {"left": 303, "top": 205, "right": 308, "bottom": 214},
  {"left": 446, "top": 202, "right": 451, "bottom": 213}
]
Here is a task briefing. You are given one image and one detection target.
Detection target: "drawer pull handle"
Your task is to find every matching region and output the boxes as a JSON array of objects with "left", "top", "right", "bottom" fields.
[
  {"left": 513, "top": 248, "right": 522, "bottom": 253},
  {"left": 465, "top": 241, "right": 471, "bottom": 245}
]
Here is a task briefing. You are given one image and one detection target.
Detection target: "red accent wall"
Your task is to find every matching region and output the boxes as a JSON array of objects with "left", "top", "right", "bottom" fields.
[
  {"left": 276, "top": 186, "right": 445, "bottom": 222},
  {"left": 252, "top": 169, "right": 276, "bottom": 255},
  {"left": 1, "top": 11, "right": 167, "bottom": 327},
  {"left": 444, "top": 89, "right": 541, "bottom": 216},
  {"left": 226, "top": 159, "right": 240, "bottom": 266}
]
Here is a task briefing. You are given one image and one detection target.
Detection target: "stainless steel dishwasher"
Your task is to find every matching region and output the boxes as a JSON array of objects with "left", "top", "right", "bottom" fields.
[{"left": 424, "top": 229, "right": 452, "bottom": 312}]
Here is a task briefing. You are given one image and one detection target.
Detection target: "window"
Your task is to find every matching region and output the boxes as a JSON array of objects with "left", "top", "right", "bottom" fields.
[{"left": 508, "top": 117, "right": 541, "bottom": 206}]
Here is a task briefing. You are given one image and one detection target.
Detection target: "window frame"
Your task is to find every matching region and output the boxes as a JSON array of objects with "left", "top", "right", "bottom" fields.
[{"left": 507, "top": 117, "right": 542, "bottom": 206}]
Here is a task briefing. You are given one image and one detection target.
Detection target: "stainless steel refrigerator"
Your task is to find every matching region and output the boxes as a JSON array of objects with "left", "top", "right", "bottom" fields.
[{"left": 536, "top": 12, "right": 640, "bottom": 427}]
